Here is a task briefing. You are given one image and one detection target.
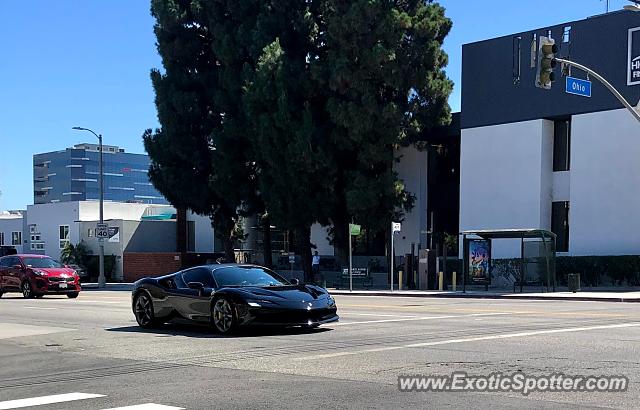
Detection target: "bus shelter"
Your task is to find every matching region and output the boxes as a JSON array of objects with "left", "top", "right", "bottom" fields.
[{"left": 460, "top": 229, "right": 557, "bottom": 293}]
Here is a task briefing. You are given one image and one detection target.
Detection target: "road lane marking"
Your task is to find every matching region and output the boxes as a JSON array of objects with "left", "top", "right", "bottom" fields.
[
  {"left": 336, "top": 304, "right": 637, "bottom": 318},
  {"left": 339, "top": 312, "right": 422, "bottom": 318},
  {"left": 0, "top": 393, "right": 105, "bottom": 409},
  {"left": 23, "top": 307, "right": 56, "bottom": 310},
  {"left": 334, "top": 312, "right": 512, "bottom": 326},
  {"left": 0, "top": 323, "right": 75, "bottom": 339},
  {"left": 102, "top": 404, "right": 185, "bottom": 410},
  {"left": 299, "top": 322, "right": 640, "bottom": 360}
]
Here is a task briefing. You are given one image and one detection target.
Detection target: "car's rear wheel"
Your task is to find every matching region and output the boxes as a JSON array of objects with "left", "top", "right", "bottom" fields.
[
  {"left": 134, "top": 292, "right": 159, "bottom": 328},
  {"left": 211, "top": 297, "right": 237, "bottom": 334},
  {"left": 21, "top": 281, "right": 34, "bottom": 299},
  {"left": 67, "top": 292, "right": 79, "bottom": 299}
]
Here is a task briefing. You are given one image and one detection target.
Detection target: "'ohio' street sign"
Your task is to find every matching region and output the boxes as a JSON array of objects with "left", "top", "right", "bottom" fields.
[{"left": 565, "top": 76, "right": 592, "bottom": 98}]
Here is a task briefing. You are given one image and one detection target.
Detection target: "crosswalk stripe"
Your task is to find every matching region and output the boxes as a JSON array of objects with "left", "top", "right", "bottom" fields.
[
  {"left": 102, "top": 404, "right": 185, "bottom": 410},
  {"left": 0, "top": 392, "right": 105, "bottom": 409}
]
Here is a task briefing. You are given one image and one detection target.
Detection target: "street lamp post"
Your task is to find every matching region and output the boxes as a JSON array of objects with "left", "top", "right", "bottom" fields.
[{"left": 72, "top": 126, "right": 105, "bottom": 288}]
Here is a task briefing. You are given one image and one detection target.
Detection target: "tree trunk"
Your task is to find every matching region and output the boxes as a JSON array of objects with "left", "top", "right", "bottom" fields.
[
  {"left": 332, "top": 214, "right": 349, "bottom": 269},
  {"left": 216, "top": 216, "right": 236, "bottom": 263},
  {"left": 295, "top": 225, "right": 312, "bottom": 283},
  {"left": 262, "top": 215, "right": 273, "bottom": 268}
]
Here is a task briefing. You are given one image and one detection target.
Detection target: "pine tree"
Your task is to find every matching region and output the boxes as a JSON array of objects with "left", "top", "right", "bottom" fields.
[{"left": 317, "top": 0, "right": 453, "bottom": 263}]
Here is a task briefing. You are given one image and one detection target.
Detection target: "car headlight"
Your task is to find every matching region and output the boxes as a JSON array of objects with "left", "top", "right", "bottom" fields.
[
  {"left": 326, "top": 296, "right": 336, "bottom": 306},
  {"left": 33, "top": 270, "right": 47, "bottom": 276},
  {"left": 246, "top": 300, "right": 275, "bottom": 307}
]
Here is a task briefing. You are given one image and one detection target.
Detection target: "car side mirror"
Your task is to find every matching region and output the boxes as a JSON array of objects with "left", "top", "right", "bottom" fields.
[
  {"left": 187, "top": 281, "right": 204, "bottom": 290},
  {"left": 13, "top": 265, "right": 23, "bottom": 270},
  {"left": 64, "top": 264, "right": 70, "bottom": 268},
  {"left": 290, "top": 278, "right": 300, "bottom": 285}
]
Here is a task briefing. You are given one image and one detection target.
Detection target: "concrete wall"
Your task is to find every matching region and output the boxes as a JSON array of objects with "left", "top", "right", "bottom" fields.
[
  {"left": 0, "top": 213, "right": 25, "bottom": 253},
  {"left": 460, "top": 120, "right": 554, "bottom": 258},
  {"left": 26, "top": 202, "right": 80, "bottom": 259},
  {"left": 78, "top": 219, "right": 178, "bottom": 280},
  {"left": 77, "top": 202, "right": 172, "bottom": 222},
  {"left": 311, "top": 224, "right": 334, "bottom": 256},
  {"left": 187, "top": 212, "right": 215, "bottom": 253},
  {"left": 570, "top": 108, "right": 640, "bottom": 255},
  {"left": 393, "top": 146, "right": 428, "bottom": 255}
]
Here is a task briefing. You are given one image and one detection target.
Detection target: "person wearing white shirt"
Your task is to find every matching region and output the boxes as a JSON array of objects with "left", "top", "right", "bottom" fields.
[{"left": 312, "top": 251, "right": 320, "bottom": 281}]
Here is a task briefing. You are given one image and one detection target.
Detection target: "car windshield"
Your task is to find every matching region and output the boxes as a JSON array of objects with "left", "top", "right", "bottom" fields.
[
  {"left": 22, "top": 257, "right": 62, "bottom": 268},
  {"left": 213, "top": 266, "right": 289, "bottom": 287}
]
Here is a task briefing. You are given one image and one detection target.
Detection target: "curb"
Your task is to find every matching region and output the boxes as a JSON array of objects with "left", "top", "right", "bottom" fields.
[{"left": 329, "top": 290, "right": 640, "bottom": 303}]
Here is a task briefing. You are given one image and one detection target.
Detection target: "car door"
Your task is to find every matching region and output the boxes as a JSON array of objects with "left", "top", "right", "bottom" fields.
[
  {"left": 172, "top": 267, "right": 215, "bottom": 322},
  {"left": 0, "top": 257, "right": 8, "bottom": 290},
  {"left": 4, "top": 256, "right": 22, "bottom": 290}
]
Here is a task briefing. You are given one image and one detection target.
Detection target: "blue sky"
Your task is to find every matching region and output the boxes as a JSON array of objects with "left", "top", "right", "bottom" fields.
[{"left": 0, "top": 0, "right": 631, "bottom": 210}]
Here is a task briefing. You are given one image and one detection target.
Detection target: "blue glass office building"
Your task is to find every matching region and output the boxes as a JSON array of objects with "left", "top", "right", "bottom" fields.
[{"left": 33, "top": 143, "right": 168, "bottom": 205}]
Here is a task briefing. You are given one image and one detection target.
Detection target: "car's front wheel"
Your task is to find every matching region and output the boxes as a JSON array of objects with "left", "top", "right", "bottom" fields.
[
  {"left": 133, "top": 292, "right": 159, "bottom": 328},
  {"left": 21, "top": 281, "right": 35, "bottom": 299},
  {"left": 211, "top": 297, "right": 237, "bottom": 334}
]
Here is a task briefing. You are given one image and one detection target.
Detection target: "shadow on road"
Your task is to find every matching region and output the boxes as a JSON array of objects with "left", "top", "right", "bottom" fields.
[{"left": 106, "top": 321, "right": 332, "bottom": 338}]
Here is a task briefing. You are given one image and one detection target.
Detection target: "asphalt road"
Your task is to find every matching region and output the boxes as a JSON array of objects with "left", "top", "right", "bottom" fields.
[{"left": 0, "top": 291, "right": 639, "bottom": 409}]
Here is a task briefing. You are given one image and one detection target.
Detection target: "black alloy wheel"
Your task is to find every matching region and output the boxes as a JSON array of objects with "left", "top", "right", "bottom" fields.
[
  {"left": 22, "top": 281, "right": 34, "bottom": 299},
  {"left": 134, "top": 292, "right": 157, "bottom": 328},
  {"left": 212, "top": 297, "right": 237, "bottom": 334}
]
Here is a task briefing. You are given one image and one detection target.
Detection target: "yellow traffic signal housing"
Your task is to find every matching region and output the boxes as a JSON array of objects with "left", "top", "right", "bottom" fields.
[{"left": 536, "top": 36, "right": 558, "bottom": 89}]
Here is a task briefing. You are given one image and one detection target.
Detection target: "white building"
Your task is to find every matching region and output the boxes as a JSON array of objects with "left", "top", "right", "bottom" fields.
[
  {"left": 459, "top": 11, "right": 640, "bottom": 258},
  {"left": 0, "top": 211, "right": 26, "bottom": 253},
  {"left": 24, "top": 201, "right": 216, "bottom": 280}
]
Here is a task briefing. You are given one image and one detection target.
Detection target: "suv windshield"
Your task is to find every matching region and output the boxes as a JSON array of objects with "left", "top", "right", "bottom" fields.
[
  {"left": 213, "top": 266, "right": 289, "bottom": 287},
  {"left": 22, "top": 257, "right": 62, "bottom": 269}
]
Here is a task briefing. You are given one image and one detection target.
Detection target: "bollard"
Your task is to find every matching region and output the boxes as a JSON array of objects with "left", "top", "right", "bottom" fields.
[
  {"left": 399, "top": 270, "right": 403, "bottom": 290},
  {"left": 438, "top": 271, "right": 443, "bottom": 291},
  {"left": 452, "top": 271, "right": 457, "bottom": 291}
]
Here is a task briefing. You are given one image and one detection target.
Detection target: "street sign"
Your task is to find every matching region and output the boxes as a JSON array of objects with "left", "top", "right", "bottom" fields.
[
  {"left": 349, "top": 223, "right": 361, "bottom": 236},
  {"left": 392, "top": 222, "right": 401, "bottom": 233},
  {"left": 107, "top": 227, "right": 120, "bottom": 243},
  {"left": 96, "top": 223, "right": 109, "bottom": 241},
  {"left": 565, "top": 76, "right": 592, "bottom": 97}
]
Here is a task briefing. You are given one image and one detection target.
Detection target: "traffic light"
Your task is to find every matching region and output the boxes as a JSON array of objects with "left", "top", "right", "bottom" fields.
[{"left": 536, "top": 36, "right": 558, "bottom": 89}]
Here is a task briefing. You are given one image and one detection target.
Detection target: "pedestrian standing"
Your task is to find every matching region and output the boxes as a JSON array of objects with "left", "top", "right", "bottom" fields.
[{"left": 312, "top": 251, "right": 320, "bottom": 282}]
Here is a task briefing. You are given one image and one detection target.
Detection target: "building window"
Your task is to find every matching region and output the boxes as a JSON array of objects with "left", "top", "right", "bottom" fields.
[
  {"left": 553, "top": 119, "right": 571, "bottom": 172},
  {"left": 88, "top": 228, "right": 93, "bottom": 237},
  {"left": 30, "top": 234, "right": 41, "bottom": 241},
  {"left": 551, "top": 201, "right": 570, "bottom": 252},
  {"left": 59, "top": 225, "right": 70, "bottom": 249},
  {"left": 30, "top": 225, "right": 36, "bottom": 233},
  {"left": 0, "top": 232, "right": 4, "bottom": 246},
  {"left": 11, "top": 232, "right": 22, "bottom": 246}
]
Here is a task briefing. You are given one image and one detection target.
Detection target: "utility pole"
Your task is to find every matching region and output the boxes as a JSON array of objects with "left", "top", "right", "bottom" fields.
[{"left": 73, "top": 127, "right": 106, "bottom": 288}]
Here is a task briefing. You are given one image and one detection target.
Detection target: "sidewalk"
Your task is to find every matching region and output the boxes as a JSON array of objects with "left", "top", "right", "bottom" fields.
[
  {"left": 81, "top": 282, "right": 640, "bottom": 302},
  {"left": 81, "top": 283, "right": 134, "bottom": 291}
]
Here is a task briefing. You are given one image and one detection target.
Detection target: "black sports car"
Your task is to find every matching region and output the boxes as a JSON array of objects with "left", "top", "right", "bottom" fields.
[{"left": 131, "top": 264, "right": 338, "bottom": 333}]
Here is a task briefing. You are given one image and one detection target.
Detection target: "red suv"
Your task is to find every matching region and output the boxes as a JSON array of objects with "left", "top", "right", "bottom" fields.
[{"left": 0, "top": 254, "right": 81, "bottom": 299}]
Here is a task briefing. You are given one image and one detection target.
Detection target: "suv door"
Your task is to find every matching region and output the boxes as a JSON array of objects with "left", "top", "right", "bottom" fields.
[
  {"left": 4, "top": 257, "right": 23, "bottom": 290},
  {"left": 0, "top": 257, "right": 8, "bottom": 290}
]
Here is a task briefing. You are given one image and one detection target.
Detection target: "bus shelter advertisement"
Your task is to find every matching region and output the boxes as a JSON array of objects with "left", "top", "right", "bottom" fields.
[{"left": 468, "top": 239, "right": 490, "bottom": 284}]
